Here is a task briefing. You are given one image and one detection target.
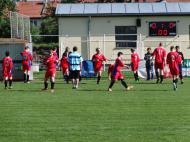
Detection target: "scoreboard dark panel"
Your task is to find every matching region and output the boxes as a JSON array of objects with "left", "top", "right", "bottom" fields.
[{"left": 149, "top": 22, "right": 177, "bottom": 36}]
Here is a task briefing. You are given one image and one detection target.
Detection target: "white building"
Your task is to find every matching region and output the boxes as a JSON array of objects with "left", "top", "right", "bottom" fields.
[{"left": 56, "top": 2, "right": 190, "bottom": 62}]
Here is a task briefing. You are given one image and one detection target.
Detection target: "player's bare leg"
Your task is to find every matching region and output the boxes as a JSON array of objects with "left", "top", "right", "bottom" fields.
[
  {"left": 65, "top": 70, "right": 69, "bottom": 84},
  {"left": 76, "top": 79, "right": 79, "bottom": 89},
  {"left": 50, "top": 77, "right": 55, "bottom": 93},
  {"left": 97, "top": 71, "right": 102, "bottom": 84},
  {"left": 72, "top": 79, "right": 76, "bottom": 89}
]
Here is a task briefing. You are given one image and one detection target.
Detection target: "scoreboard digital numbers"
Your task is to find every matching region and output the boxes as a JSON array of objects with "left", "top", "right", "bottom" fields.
[{"left": 149, "top": 22, "right": 177, "bottom": 36}]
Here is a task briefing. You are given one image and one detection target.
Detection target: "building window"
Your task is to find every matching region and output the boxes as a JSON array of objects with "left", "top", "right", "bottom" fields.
[
  {"left": 115, "top": 26, "right": 137, "bottom": 48},
  {"left": 31, "top": 19, "right": 38, "bottom": 26}
]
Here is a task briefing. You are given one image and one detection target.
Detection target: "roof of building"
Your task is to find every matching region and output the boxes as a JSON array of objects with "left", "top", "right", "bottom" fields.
[
  {"left": 16, "top": 2, "right": 44, "bottom": 18},
  {"left": 55, "top": 2, "right": 190, "bottom": 16}
]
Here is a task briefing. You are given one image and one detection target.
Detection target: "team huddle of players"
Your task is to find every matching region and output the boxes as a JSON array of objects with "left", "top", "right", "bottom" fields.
[{"left": 1, "top": 42, "right": 184, "bottom": 92}]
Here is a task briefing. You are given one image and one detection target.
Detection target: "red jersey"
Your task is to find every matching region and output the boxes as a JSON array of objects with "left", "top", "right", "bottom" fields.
[
  {"left": 2, "top": 57, "right": 13, "bottom": 72},
  {"left": 46, "top": 56, "right": 57, "bottom": 71},
  {"left": 167, "top": 52, "right": 181, "bottom": 69},
  {"left": 20, "top": 51, "right": 33, "bottom": 65},
  {"left": 113, "top": 58, "right": 125, "bottom": 74},
  {"left": 92, "top": 54, "right": 107, "bottom": 70},
  {"left": 60, "top": 56, "right": 69, "bottom": 69},
  {"left": 131, "top": 52, "right": 140, "bottom": 65},
  {"left": 153, "top": 47, "right": 166, "bottom": 63}
]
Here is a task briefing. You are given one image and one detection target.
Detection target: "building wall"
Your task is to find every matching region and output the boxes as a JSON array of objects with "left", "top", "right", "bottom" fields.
[{"left": 58, "top": 16, "right": 190, "bottom": 61}]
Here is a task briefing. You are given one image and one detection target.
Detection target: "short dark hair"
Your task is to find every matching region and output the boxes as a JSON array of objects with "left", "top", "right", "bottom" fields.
[
  {"left": 25, "top": 46, "right": 29, "bottom": 50},
  {"left": 159, "top": 42, "right": 163, "bottom": 47},
  {"left": 130, "top": 48, "right": 135, "bottom": 53},
  {"left": 96, "top": 48, "right": 100, "bottom": 52},
  {"left": 147, "top": 47, "right": 151, "bottom": 51},
  {"left": 117, "top": 52, "right": 123, "bottom": 57},
  {"left": 175, "top": 46, "right": 180, "bottom": 49},
  {"left": 52, "top": 47, "right": 56, "bottom": 51},
  {"left": 73, "top": 46, "right": 78, "bottom": 52},
  {"left": 5, "top": 51, "right": 10, "bottom": 57},
  {"left": 170, "top": 46, "right": 175, "bottom": 51}
]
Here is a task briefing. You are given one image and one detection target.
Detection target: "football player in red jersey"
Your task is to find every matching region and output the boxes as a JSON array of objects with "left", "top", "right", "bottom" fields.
[
  {"left": 153, "top": 43, "right": 166, "bottom": 83},
  {"left": 60, "top": 52, "right": 69, "bottom": 83},
  {"left": 92, "top": 48, "right": 107, "bottom": 84},
  {"left": 20, "top": 46, "right": 33, "bottom": 83},
  {"left": 108, "top": 52, "right": 133, "bottom": 92},
  {"left": 130, "top": 48, "right": 140, "bottom": 81},
  {"left": 43, "top": 51, "right": 58, "bottom": 93},
  {"left": 2, "top": 51, "right": 13, "bottom": 89},
  {"left": 167, "top": 46, "right": 182, "bottom": 91}
]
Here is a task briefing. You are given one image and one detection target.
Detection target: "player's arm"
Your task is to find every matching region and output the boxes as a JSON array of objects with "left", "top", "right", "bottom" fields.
[
  {"left": 166, "top": 54, "right": 170, "bottom": 64},
  {"left": 80, "top": 56, "right": 83, "bottom": 72}
]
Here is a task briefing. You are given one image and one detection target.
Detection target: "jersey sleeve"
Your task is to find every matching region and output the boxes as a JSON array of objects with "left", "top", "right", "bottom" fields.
[
  {"left": 163, "top": 49, "right": 167, "bottom": 58},
  {"left": 166, "top": 53, "right": 170, "bottom": 64},
  {"left": 10, "top": 59, "right": 14, "bottom": 69},
  {"left": 119, "top": 59, "right": 125, "bottom": 67},
  {"left": 103, "top": 55, "right": 107, "bottom": 61}
]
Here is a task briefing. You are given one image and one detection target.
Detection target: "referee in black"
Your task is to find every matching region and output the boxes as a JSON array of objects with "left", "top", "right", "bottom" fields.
[{"left": 176, "top": 46, "right": 184, "bottom": 84}]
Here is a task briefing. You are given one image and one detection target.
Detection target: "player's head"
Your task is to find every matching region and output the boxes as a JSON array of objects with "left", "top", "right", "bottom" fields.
[
  {"left": 117, "top": 52, "right": 123, "bottom": 58},
  {"left": 62, "top": 52, "right": 67, "bottom": 57},
  {"left": 159, "top": 42, "right": 163, "bottom": 47},
  {"left": 65, "top": 47, "right": 69, "bottom": 52},
  {"left": 5, "top": 51, "right": 10, "bottom": 57},
  {"left": 130, "top": 48, "right": 135, "bottom": 53},
  {"left": 147, "top": 47, "right": 151, "bottom": 53},
  {"left": 175, "top": 46, "right": 180, "bottom": 51},
  {"left": 96, "top": 48, "right": 101, "bottom": 54},
  {"left": 73, "top": 46, "right": 78, "bottom": 52},
  {"left": 170, "top": 46, "right": 175, "bottom": 51},
  {"left": 25, "top": 46, "right": 29, "bottom": 51},
  {"left": 52, "top": 47, "right": 56, "bottom": 51}
]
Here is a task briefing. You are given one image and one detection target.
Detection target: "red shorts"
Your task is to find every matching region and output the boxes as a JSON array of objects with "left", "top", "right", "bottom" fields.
[
  {"left": 169, "top": 67, "right": 179, "bottom": 76},
  {"left": 61, "top": 67, "right": 69, "bottom": 74},
  {"left": 22, "top": 64, "right": 31, "bottom": 71},
  {"left": 155, "top": 62, "right": 165, "bottom": 70},
  {"left": 94, "top": 66, "right": 103, "bottom": 74},
  {"left": 3, "top": 70, "right": 13, "bottom": 78},
  {"left": 112, "top": 72, "right": 124, "bottom": 80},
  {"left": 45, "top": 70, "right": 56, "bottom": 78},
  {"left": 131, "top": 64, "right": 139, "bottom": 72}
]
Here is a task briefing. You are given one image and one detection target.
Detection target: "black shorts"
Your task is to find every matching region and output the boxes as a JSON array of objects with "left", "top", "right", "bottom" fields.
[{"left": 70, "top": 70, "right": 80, "bottom": 79}]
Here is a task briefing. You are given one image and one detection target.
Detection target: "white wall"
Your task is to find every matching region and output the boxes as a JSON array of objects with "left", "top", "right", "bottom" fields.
[{"left": 59, "top": 16, "right": 190, "bottom": 61}]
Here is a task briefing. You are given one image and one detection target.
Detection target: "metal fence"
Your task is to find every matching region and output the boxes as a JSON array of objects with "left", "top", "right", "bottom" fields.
[{"left": 10, "top": 12, "right": 30, "bottom": 41}]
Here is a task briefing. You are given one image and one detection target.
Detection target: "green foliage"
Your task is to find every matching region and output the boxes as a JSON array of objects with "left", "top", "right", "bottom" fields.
[
  {"left": 0, "top": 17, "right": 10, "bottom": 38},
  {"left": 31, "top": 25, "right": 41, "bottom": 43},
  {"left": 33, "top": 43, "right": 58, "bottom": 51},
  {"left": 40, "top": 17, "right": 58, "bottom": 43},
  {"left": 0, "top": 0, "right": 15, "bottom": 37}
]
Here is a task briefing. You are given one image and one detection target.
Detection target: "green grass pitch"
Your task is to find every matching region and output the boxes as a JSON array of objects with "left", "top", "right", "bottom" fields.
[{"left": 0, "top": 71, "right": 190, "bottom": 142}]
